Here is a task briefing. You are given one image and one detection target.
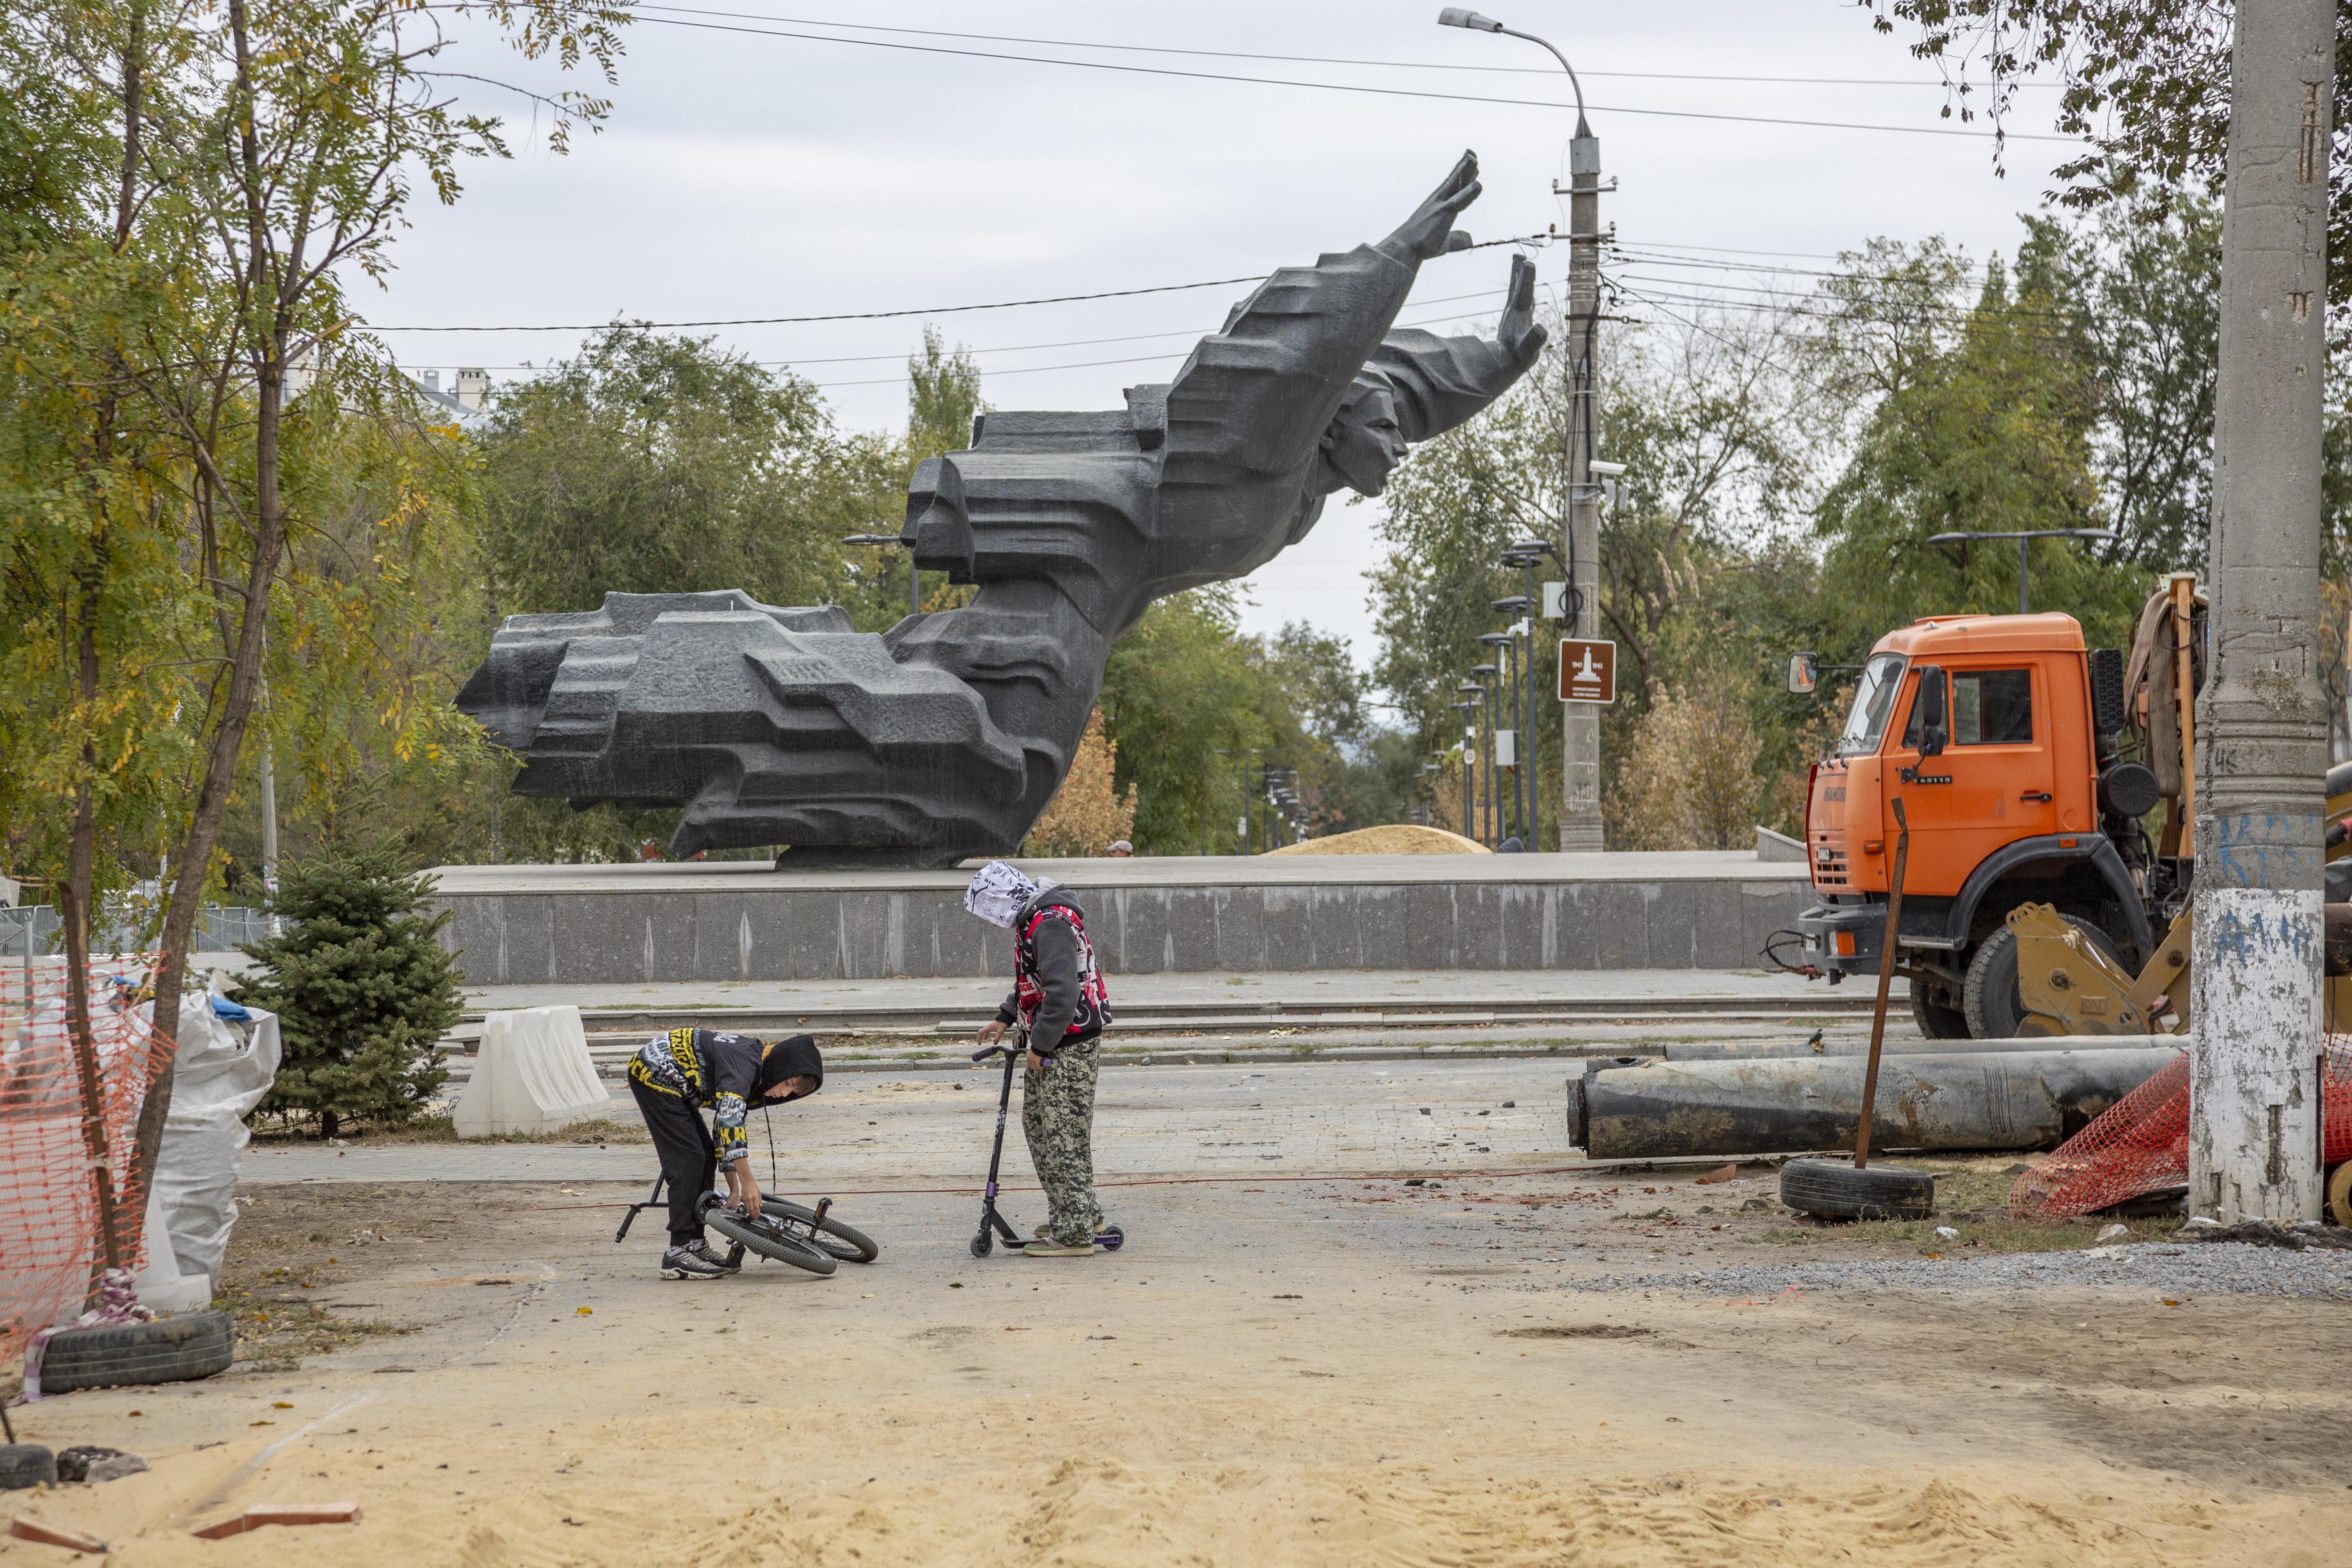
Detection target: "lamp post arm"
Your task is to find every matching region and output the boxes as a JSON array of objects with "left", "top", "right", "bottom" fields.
[{"left": 1499, "top": 26, "right": 1587, "bottom": 128}]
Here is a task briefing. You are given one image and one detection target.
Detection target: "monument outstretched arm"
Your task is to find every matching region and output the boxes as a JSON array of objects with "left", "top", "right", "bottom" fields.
[
  {"left": 1362, "top": 253, "right": 1547, "bottom": 447},
  {"left": 1163, "top": 154, "right": 1489, "bottom": 482}
]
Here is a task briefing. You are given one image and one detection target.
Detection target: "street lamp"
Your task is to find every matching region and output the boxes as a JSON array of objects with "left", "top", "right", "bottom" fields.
[
  {"left": 1470, "top": 664, "right": 1503, "bottom": 846},
  {"left": 1923, "top": 528, "right": 2118, "bottom": 615},
  {"left": 842, "top": 531, "right": 920, "bottom": 619},
  {"left": 1448, "top": 700, "right": 1479, "bottom": 840},
  {"left": 1491, "top": 592, "right": 1539, "bottom": 852},
  {"left": 1457, "top": 680, "right": 1491, "bottom": 846},
  {"left": 1445, "top": 8, "right": 1604, "bottom": 851},
  {"left": 1478, "top": 632, "right": 1523, "bottom": 845},
  {"left": 1438, "top": 9, "right": 1588, "bottom": 127}
]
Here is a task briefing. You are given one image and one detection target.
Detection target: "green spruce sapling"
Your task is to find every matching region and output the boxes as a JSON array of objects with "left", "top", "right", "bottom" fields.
[{"left": 239, "top": 851, "right": 461, "bottom": 1137}]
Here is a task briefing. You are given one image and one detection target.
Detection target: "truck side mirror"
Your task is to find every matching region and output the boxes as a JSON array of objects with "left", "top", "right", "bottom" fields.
[
  {"left": 1915, "top": 665, "right": 1948, "bottom": 756},
  {"left": 1786, "top": 652, "right": 1820, "bottom": 696}
]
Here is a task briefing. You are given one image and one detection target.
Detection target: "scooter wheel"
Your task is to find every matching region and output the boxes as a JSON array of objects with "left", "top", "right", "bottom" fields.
[
  {"left": 1097, "top": 1226, "right": 1123, "bottom": 1252},
  {"left": 970, "top": 1231, "right": 994, "bottom": 1258}
]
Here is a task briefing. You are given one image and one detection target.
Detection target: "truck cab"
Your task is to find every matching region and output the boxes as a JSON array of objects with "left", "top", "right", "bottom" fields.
[{"left": 1792, "top": 613, "right": 2156, "bottom": 1038}]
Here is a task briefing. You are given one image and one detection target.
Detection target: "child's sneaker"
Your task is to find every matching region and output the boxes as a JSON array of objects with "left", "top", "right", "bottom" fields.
[{"left": 660, "top": 1243, "right": 727, "bottom": 1280}]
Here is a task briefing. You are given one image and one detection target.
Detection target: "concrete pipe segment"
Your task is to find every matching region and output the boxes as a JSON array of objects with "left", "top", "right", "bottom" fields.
[{"left": 1573, "top": 1044, "right": 2181, "bottom": 1161}]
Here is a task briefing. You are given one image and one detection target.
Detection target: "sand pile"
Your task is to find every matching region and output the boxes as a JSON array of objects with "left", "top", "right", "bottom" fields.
[{"left": 1264, "top": 824, "right": 1489, "bottom": 856}]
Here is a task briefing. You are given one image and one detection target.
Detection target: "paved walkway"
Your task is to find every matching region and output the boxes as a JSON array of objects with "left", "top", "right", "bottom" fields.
[
  {"left": 244, "top": 1057, "right": 1581, "bottom": 1188},
  {"left": 460, "top": 967, "right": 1863, "bottom": 1016}
]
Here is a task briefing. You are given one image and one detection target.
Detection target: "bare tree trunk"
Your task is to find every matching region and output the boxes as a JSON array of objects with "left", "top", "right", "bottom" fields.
[{"left": 61, "top": 595, "right": 126, "bottom": 1286}]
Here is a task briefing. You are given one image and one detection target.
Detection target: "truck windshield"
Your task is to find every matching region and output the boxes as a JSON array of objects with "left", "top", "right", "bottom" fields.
[{"left": 1835, "top": 653, "right": 1908, "bottom": 757}]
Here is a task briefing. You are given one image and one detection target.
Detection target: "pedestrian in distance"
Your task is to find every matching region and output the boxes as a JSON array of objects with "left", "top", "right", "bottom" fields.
[
  {"left": 964, "top": 860, "right": 1114, "bottom": 1256},
  {"left": 1106, "top": 840, "right": 1133, "bottom": 857},
  {"left": 627, "top": 1028, "right": 824, "bottom": 1279}
]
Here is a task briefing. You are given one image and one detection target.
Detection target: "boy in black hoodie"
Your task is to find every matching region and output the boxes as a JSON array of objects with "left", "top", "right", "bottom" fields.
[{"left": 627, "top": 1029, "right": 825, "bottom": 1279}]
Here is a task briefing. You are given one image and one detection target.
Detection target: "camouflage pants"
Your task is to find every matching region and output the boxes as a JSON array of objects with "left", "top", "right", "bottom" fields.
[{"left": 1021, "top": 1038, "right": 1102, "bottom": 1247}]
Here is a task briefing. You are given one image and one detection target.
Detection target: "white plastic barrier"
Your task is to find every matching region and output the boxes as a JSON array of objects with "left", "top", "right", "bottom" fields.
[
  {"left": 151, "top": 981, "right": 281, "bottom": 1286},
  {"left": 451, "top": 1005, "right": 609, "bottom": 1138},
  {"left": 132, "top": 1184, "right": 211, "bottom": 1315}
]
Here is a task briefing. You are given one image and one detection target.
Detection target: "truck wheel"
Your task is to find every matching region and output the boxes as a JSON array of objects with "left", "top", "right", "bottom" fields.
[
  {"left": 1908, "top": 987, "right": 1970, "bottom": 1040},
  {"left": 1779, "top": 1157, "right": 1936, "bottom": 1220},
  {"left": 1963, "top": 918, "right": 2120, "bottom": 1038}
]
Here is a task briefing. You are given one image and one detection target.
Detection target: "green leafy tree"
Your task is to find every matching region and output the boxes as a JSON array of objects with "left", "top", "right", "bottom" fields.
[
  {"left": 2012, "top": 194, "right": 2222, "bottom": 573},
  {"left": 479, "top": 325, "right": 852, "bottom": 615},
  {"left": 1101, "top": 588, "right": 1279, "bottom": 853},
  {"left": 0, "top": 0, "right": 627, "bottom": 1210},
  {"left": 238, "top": 851, "right": 463, "bottom": 1138},
  {"left": 835, "top": 326, "right": 989, "bottom": 631},
  {"left": 1812, "top": 255, "right": 2146, "bottom": 658},
  {"left": 1862, "top": 2, "right": 2352, "bottom": 332}
]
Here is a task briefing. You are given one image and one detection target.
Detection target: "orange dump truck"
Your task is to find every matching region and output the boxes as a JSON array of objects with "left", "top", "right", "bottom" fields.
[{"left": 1788, "top": 610, "right": 2169, "bottom": 1039}]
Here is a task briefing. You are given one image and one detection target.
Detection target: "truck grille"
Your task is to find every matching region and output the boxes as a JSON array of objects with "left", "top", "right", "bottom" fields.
[{"left": 1814, "top": 844, "right": 1848, "bottom": 887}]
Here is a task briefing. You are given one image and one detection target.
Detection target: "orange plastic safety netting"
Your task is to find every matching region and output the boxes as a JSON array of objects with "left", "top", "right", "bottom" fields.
[
  {"left": 2010, "top": 1040, "right": 2352, "bottom": 1219},
  {"left": 1, "top": 961, "right": 166, "bottom": 1378}
]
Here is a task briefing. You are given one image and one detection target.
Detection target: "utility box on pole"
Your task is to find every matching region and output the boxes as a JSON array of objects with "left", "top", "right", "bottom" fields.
[
  {"left": 1557, "top": 127, "right": 1605, "bottom": 850},
  {"left": 2192, "top": 0, "right": 2335, "bottom": 1224}
]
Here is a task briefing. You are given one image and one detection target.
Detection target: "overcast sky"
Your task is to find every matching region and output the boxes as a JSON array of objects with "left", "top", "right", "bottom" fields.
[{"left": 379, "top": 2, "right": 2086, "bottom": 671}]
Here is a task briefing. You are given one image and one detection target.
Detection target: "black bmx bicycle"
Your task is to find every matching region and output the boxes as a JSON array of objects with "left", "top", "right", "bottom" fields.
[{"left": 613, "top": 1176, "right": 879, "bottom": 1276}]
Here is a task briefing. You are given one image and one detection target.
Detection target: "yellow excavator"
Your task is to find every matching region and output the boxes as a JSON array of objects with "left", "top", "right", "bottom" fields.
[{"left": 2005, "top": 573, "right": 2352, "bottom": 1036}]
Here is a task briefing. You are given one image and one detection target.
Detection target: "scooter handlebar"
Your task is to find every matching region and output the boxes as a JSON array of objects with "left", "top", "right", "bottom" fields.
[{"left": 969, "top": 1038, "right": 1049, "bottom": 1065}]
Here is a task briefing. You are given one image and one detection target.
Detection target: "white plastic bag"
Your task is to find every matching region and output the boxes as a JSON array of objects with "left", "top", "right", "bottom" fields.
[
  {"left": 450, "top": 1004, "right": 608, "bottom": 1137},
  {"left": 152, "top": 977, "right": 280, "bottom": 1281}
]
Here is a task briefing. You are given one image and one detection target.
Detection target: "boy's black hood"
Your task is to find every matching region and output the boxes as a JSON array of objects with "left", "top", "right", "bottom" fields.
[{"left": 754, "top": 1033, "right": 824, "bottom": 1100}]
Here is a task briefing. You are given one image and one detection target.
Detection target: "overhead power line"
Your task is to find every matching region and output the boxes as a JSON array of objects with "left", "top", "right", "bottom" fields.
[
  {"left": 803, "top": 291, "right": 1531, "bottom": 388},
  {"left": 406, "top": 292, "right": 1534, "bottom": 389},
  {"left": 371, "top": 237, "right": 1544, "bottom": 334},
  {"left": 1613, "top": 248, "right": 1996, "bottom": 283},
  {"left": 374, "top": 272, "right": 1266, "bottom": 333},
  {"left": 624, "top": 5, "right": 2050, "bottom": 90},
  {"left": 613, "top": 11, "right": 2082, "bottom": 143}
]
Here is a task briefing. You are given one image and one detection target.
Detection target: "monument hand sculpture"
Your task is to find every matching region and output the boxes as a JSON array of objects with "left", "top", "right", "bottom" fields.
[
  {"left": 461, "top": 152, "right": 1546, "bottom": 867},
  {"left": 1379, "top": 149, "right": 1481, "bottom": 264},
  {"left": 1497, "top": 253, "right": 1547, "bottom": 369}
]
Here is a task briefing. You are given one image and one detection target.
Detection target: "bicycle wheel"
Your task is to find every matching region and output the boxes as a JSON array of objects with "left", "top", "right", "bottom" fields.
[
  {"left": 702, "top": 1205, "right": 838, "bottom": 1276},
  {"left": 762, "top": 1197, "right": 880, "bottom": 1265}
]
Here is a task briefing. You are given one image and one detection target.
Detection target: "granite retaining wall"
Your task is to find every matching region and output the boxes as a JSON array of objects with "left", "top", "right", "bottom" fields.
[{"left": 428, "top": 854, "right": 1815, "bottom": 985}]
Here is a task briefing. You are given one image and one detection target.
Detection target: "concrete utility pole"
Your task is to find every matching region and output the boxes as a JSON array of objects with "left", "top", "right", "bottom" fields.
[
  {"left": 1558, "top": 117, "right": 1605, "bottom": 850},
  {"left": 1439, "top": 8, "right": 1603, "bottom": 847},
  {"left": 2191, "top": 0, "right": 2335, "bottom": 1224}
]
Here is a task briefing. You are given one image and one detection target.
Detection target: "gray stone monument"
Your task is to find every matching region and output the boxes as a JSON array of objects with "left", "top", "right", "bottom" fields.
[{"left": 457, "top": 153, "right": 1545, "bottom": 866}]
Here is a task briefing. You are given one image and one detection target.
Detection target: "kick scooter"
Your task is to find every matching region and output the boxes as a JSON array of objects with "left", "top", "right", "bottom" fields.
[{"left": 968, "top": 1035, "right": 1124, "bottom": 1258}]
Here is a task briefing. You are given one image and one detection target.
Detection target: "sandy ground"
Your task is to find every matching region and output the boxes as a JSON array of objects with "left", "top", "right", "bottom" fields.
[{"left": 7, "top": 1065, "right": 2348, "bottom": 1566}]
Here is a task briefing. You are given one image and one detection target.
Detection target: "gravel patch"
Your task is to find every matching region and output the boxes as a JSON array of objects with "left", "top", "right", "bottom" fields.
[{"left": 1555, "top": 1242, "right": 2352, "bottom": 1301}]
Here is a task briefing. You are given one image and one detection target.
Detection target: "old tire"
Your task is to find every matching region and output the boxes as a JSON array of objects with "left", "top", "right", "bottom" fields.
[
  {"left": 0, "top": 1444, "right": 57, "bottom": 1490},
  {"left": 1909, "top": 986, "right": 1971, "bottom": 1040},
  {"left": 1962, "top": 917, "right": 2121, "bottom": 1039},
  {"left": 36, "top": 1312, "right": 234, "bottom": 1394},
  {"left": 1780, "top": 1157, "right": 1936, "bottom": 1221}
]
